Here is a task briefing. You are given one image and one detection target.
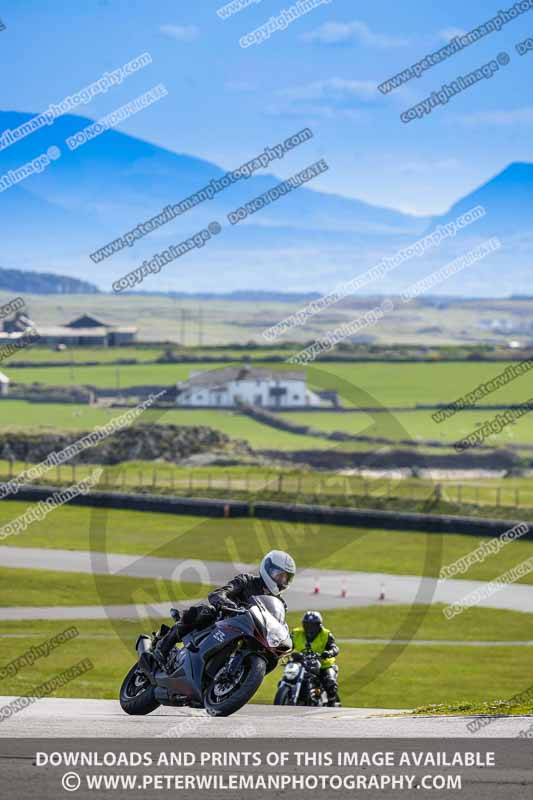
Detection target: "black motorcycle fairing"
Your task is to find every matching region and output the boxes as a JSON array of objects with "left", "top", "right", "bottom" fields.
[
  {"left": 156, "top": 615, "right": 261, "bottom": 703},
  {"left": 126, "top": 595, "right": 290, "bottom": 714}
]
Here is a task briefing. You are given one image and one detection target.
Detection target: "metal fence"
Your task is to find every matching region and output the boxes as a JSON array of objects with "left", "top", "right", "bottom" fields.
[{"left": 0, "top": 460, "right": 531, "bottom": 510}]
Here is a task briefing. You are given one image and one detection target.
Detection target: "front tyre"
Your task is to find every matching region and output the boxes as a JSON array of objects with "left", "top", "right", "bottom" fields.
[
  {"left": 204, "top": 655, "right": 266, "bottom": 717},
  {"left": 274, "top": 684, "right": 293, "bottom": 705},
  {"left": 119, "top": 663, "right": 160, "bottom": 716}
]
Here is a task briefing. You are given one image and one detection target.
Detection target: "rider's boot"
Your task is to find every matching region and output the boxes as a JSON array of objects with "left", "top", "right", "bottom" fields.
[
  {"left": 152, "top": 623, "right": 183, "bottom": 673},
  {"left": 326, "top": 687, "right": 341, "bottom": 707}
]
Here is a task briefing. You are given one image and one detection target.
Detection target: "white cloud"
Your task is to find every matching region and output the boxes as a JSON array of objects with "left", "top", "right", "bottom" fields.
[
  {"left": 279, "top": 78, "right": 378, "bottom": 102},
  {"left": 271, "top": 76, "right": 413, "bottom": 118},
  {"left": 266, "top": 102, "right": 368, "bottom": 121},
  {"left": 302, "top": 20, "right": 410, "bottom": 47},
  {"left": 438, "top": 27, "right": 467, "bottom": 42},
  {"left": 458, "top": 108, "right": 533, "bottom": 127},
  {"left": 159, "top": 24, "right": 199, "bottom": 42}
]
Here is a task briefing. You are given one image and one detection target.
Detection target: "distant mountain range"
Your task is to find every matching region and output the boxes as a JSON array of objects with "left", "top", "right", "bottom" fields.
[{"left": 0, "top": 109, "right": 529, "bottom": 296}]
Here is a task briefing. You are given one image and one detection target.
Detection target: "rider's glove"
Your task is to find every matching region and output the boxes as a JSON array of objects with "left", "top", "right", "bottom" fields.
[
  {"left": 218, "top": 598, "right": 238, "bottom": 610},
  {"left": 321, "top": 650, "right": 331, "bottom": 659},
  {"left": 210, "top": 593, "right": 235, "bottom": 610}
]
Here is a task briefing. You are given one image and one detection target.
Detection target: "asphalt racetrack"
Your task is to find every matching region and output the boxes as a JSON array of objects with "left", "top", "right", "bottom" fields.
[
  {"left": 0, "top": 698, "right": 529, "bottom": 738},
  {"left": 2, "top": 547, "right": 532, "bottom": 619}
]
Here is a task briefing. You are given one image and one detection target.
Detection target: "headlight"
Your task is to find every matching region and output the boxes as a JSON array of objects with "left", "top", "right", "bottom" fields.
[
  {"left": 284, "top": 663, "right": 300, "bottom": 679},
  {"left": 266, "top": 620, "right": 290, "bottom": 649},
  {"left": 267, "top": 631, "right": 282, "bottom": 647}
]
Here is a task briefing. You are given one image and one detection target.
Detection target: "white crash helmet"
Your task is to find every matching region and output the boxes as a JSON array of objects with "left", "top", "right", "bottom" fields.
[{"left": 259, "top": 550, "right": 296, "bottom": 595}]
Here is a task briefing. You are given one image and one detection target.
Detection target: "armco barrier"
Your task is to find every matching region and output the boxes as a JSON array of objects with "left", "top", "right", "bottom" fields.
[
  {"left": 0, "top": 484, "right": 249, "bottom": 518},
  {"left": 253, "top": 501, "right": 533, "bottom": 539},
  {"left": 1, "top": 484, "right": 531, "bottom": 536}
]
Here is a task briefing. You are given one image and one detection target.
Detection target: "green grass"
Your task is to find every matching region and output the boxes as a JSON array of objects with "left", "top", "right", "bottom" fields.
[
  {"left": 4, "top": 361, "right": 533, "bottom": 410},
  {"left": 0, "top": 566, "right": 211, "bottom": 607},
  {"left": 5, "top": 346, "right": 296, "bottom": 365},
  {"left": 254, "top": 644, "right": 533, "bottom": 709},
  {"left": 285, "top": 605, "right": 533, "bottom": 642},
  {"left": 4, "top": 395, "right": 533, "bottom": 450},
  {"left": 3, "top": 362, "right": 212, "bottom": 388},
  {"left": 309, "top": 362, "right": 533, "bottom": 408},
  {"left": 282, "top": 408, "right": 533, "bottom": 448},
  {"left": 4, "top": 347, "right": 165, "bottom": 364},
  {"left": 412, "top": 699, "right": 533, "bottom": 716},
  {"left": 0, "top": 401, "right": 324, "bottom": 450},
  {"left": 0, "top": 401, "right": 140, "bottom": 432},
  {"left": 0, "top": 618, "right": 531, "bottom": 709},
  {"left": 1, "top": 503, "right": 533, "bottom": 585}
]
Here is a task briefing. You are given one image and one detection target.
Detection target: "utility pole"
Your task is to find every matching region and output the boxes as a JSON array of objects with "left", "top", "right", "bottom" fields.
[
  {"left": 180, "top": 308, "right": 186, "bottom": 346},
  {"left": 198, "top": 306, "right": 203, "bottom": 347}
]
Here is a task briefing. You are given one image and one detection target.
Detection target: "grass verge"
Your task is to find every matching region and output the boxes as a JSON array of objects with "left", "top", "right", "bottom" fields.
[
  {"left": 412, "top": 699, "right": 533, "bottom": 717},
  {"left": 0, "top": 567, "right": 210, "bottom": 607}
]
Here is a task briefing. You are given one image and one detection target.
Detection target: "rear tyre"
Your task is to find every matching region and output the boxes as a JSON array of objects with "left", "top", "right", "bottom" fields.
[
  {"left": 204, "top": 655, "right": 266, "bottom": 717},
  {"left": 119, "top": 663, "right": 160, "bottom": 716},
  {"left": 274, "top": 684, "right": 293, "bottom": 705}
]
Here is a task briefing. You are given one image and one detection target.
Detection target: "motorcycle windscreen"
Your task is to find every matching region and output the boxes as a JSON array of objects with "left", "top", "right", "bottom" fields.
[
  {"left": 253, "top": 594, "right": 286, "bottom": 622},
  {"left": 249, "top": 595, "right": 289, "bottom": 648}
]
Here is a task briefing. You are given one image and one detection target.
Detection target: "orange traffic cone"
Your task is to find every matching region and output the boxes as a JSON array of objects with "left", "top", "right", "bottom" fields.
[
  {"left": 340, "top": 579, "right": 347, "bottom": 598},
  {"left": 313, "top": 578, "right": 320, "bottom": 594}
]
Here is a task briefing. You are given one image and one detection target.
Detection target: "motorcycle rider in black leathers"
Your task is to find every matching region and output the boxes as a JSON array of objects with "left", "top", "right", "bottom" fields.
[{"left": 151, "top": 550, "right": 296, "bottom": 672}]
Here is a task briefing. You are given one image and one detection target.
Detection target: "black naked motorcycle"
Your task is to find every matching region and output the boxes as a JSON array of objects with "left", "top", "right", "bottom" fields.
[
  {"left": 119, "top": 595, "right": 292, "bottom": 717},
  {"left": 273, "top": 649, "right": 328, "bottom": 706}
]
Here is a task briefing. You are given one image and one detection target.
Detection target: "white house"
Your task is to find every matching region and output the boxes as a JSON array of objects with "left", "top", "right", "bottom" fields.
[
  {"left": 176, "top": 366, "right": 326, "bottom": 409},
  {"left": 0, "top": 371, "right": 9, "bottom": 396}
]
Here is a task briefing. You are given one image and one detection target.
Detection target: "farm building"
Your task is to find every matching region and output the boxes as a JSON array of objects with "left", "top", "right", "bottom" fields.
[
  {"left": 176, "top": 366, "right": 328, "bottom": 409},
  {"left": 0, "top": 312, "right": 137, "bottom": 347}
]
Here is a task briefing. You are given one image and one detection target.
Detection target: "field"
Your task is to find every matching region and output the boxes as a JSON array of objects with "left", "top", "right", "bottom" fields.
[
  {"left": 4, "top": 347, "right": 165, "bottom": 364},
  {"left": 0, "top": 400, "right": 324, "bottom": 449},
  {"left": 3, "top": 351, "right": 533, "bottom": 461},
  {"left": 0, "top": 567, "right": 210, "bottom": 607},
  {"left": 2, "top": 403, "right": 533, "bottom": 456},
  {"left": 281, "top": 408, "right": 533, "bottom": 448},
  {"left": 3, "top": 360, "right": 533, "bottom": 409},
  {"left": 6, "top": 290, "right": 533, "bottom": 345}
]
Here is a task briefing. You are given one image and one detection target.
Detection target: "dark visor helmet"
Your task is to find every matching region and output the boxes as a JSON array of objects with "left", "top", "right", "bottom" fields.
[{"left": 302, "top": 610, "right": 323, "bottom": 640}]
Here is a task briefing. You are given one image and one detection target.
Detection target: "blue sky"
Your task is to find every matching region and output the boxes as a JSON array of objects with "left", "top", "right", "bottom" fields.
[{"left": 2, "top": 0, "right": 533, "bottom": 215}]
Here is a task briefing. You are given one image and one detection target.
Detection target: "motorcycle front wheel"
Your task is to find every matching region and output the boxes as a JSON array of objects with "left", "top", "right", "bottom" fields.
[
  {"left": 273, "top": 684, "right": 293, "bottom": 705},
  {"left": 204, "top": 655, "right": 266, "bottom": 717},
  {"left": 119, "top": 663, "right": 160, "bottom": 716}
]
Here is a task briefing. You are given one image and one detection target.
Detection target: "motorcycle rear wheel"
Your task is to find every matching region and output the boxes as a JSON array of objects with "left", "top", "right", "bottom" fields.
[
  {"left": 119, "top": 663, "right": 160, "bottom": 716},
  {"left": 273, "top": 685, "right": 293, "bottom": 705},
  {"left": 204, "top": 655, "right": 266, "bottom": 717}
]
